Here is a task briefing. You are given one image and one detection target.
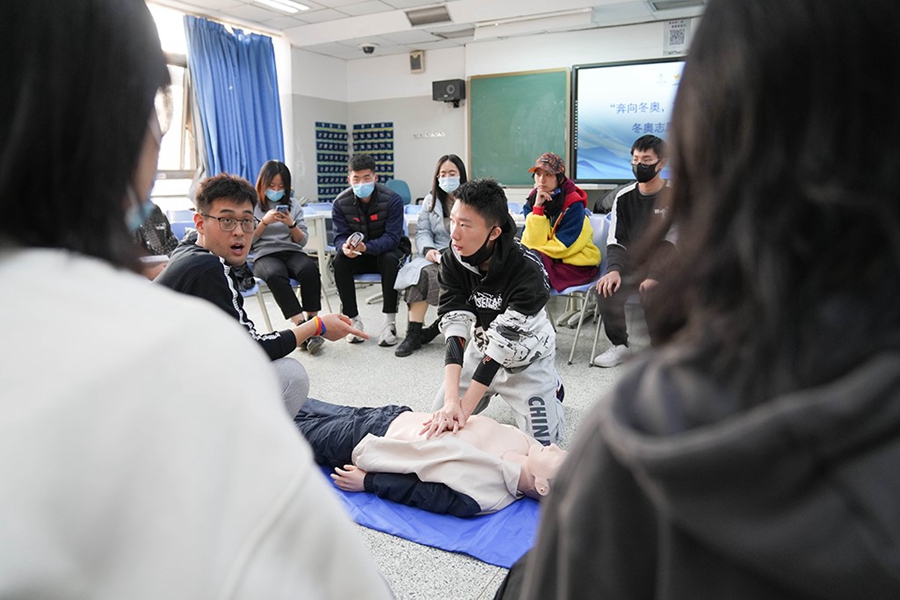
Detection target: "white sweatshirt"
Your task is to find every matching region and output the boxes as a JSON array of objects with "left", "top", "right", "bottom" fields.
[{"left": 0, "top": 249, "right": 392, "bottom": 600}]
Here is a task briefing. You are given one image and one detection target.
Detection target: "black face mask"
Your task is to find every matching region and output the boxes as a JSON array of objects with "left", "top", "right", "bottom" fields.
[
  {"left": 632, "top": 161, "right": 660, "bottom": 183},
  {"left": 460, "top": 228, "right": 498, "bottom": 267}
]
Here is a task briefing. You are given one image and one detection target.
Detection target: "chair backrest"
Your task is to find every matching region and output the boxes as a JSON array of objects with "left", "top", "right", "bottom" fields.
[
  {"left": 588, "top": 213, "right": 609, "bottom": 275},
  {"left": 386, "top": 179, "right": 412, "bottom": 205},
  {"left": 404, "top": 204, "right": 421, "bottom": 215},
  {"left": 169, "top": 221, "right": 194, "bottom": 240}
]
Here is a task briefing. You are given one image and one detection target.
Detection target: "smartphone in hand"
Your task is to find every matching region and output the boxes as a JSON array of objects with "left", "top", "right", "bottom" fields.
[
  {"left": 276, "top": 205, "right": 289, "bottom": 213},
  {"left": 347, "top": 231, "right": 364, "bottom": 248}
]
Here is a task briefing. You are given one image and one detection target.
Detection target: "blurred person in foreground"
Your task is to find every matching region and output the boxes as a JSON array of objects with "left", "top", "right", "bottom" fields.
[
  {"left": 499, "top": 0, "right": 900, "bottom": 597},
  {"left": 0, "top": 2, "right": 391, "bottom": 597}
]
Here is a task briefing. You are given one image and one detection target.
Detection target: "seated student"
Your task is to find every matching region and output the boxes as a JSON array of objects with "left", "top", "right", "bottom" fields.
[
  {"left": 503, "top": 0, "right": 900, "bottom": 598},
  {"left": 1, "top": 1, "right": 390, "bottom": 596},
  {"left": 251, "top": 160, "right": 324, "bottom": 355},
  {"left": 331, "top": 154, "right": 406, "bottom": 347},
  {"left": 521, "top": 152, "right": 600, "bottom": 293},
  {"left": 593, "top": 134, "right": 677, "bottom": 367},
  {"left": 393, "top": 153, "right": 467, "bottom": 357},
  {"left": 423, "top": 178, "right": 566, "bottom": 446},
  {"left": 155, "top": 173, "right": 365, "bottom": 417},
  {"left": 294, "top": 399, "right": 567, "bottom": 517}
]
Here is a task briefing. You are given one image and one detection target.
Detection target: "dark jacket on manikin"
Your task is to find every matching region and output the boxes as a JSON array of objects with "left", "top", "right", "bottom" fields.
[
  {"left": 517, "top": 350, "right": 900, "bottom": 599},
  {"left": 294, "top": 402, "right": 481, "bottom": 517},
  {"left": 331, "top": 183, "right": 404, "bottom": 255},
  {"left": 155, "top": 241, "right": 296, "bottom": 361}
]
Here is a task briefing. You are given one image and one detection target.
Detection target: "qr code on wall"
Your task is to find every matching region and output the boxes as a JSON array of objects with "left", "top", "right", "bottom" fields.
[{"left": 668, "top": 27, "right": 686, "bottom": 47}]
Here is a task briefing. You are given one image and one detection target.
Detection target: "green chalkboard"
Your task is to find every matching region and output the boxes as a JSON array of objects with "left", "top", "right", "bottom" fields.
[{"left": 469, "top": 69, "right": 569, "bottom": 186}]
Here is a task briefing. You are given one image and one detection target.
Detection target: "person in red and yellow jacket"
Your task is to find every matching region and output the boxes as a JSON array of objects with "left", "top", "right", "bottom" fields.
[{"left": 521, "top": 152, "right": 600, "bottom": 292}]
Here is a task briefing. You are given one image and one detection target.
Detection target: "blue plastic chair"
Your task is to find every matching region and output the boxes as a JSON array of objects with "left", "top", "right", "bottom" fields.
[
  {"left": 169, "top": 221, "right": 194, "bottom": 240},
  {"left": 386, "top": 179, "right": 412, "bottom": 205}
]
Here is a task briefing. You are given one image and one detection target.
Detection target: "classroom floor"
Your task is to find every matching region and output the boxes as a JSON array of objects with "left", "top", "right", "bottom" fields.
[{"left": 243, "top": 284, "right": 648, "bottom": 600}]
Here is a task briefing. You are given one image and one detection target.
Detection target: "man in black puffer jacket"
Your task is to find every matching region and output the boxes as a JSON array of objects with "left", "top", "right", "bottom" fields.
[{"left": 331, "top": 154, "right": 405, "bottom": 347}]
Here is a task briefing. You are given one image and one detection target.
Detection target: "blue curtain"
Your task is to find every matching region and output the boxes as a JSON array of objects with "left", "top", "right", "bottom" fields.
[{"left": 184, "top": 16, "right": 284, "bottom": 182}]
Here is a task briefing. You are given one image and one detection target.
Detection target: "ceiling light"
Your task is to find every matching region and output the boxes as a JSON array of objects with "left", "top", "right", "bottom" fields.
[
  {"left": 648, "top": 0, "right": 705, "bottom": 10},
  {"left": 406, "top": 5, "right": 452, "bottom": 27},
  {"left": 254, "top": 0, "right": 310, "bottom": 14},
  {"left": 475, "top": 9, "right": 593, "bottom": 41},
  {"left": 431, "top": 27, "right": 475, "bottom": 40}
]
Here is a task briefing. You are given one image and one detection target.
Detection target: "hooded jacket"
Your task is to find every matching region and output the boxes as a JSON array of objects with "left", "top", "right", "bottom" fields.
[
  {"left": 522, "top": 178, "right": 600, "bottom": 267},
  {"left": 519, "top": 350, "right": 900, "bottom": 598},
  {"left": 438, "top": 215, "right": 554, "bottom": 368}
]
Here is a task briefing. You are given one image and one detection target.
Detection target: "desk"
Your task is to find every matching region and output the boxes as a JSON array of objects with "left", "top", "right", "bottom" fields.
[{"left": 302, "top": 210, "right": 334, "bottom": 295}]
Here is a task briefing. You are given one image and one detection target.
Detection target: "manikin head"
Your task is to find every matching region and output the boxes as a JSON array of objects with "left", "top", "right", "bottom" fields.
[{"left": 518, "top": 442, "right": 568, "bottom": 500}]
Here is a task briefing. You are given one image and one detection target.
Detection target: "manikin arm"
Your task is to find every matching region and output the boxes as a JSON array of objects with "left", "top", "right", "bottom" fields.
[{"left": 331, "top": 465, "right": 480, "bottom": 517}]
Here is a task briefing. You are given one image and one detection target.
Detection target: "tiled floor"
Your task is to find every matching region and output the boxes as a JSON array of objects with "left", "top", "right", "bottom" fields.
[{"left": 244, "top": 286, "right": 646, "bottom": 600}]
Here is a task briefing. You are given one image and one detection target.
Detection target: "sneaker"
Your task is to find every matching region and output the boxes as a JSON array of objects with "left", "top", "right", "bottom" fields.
[
  {"left": 348, "top": 317, "right": 365, "bottom": 344},
  {"left": 378, "top": 322, "right": 398, "bottom": 347},
  {"left": 306, "top": 335, "right": 325, "bottom": 355},
  {"left": 592, "top": 344, "right": 631, "bottom": 368}
]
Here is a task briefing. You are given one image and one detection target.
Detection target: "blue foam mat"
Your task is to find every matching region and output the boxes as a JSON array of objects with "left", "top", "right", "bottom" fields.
[{"left": 320, "top": 466, "right": 540, "bottom": 568}]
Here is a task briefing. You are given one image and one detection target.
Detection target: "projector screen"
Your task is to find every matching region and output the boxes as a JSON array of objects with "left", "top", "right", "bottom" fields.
[{"left": 572, "top": 58, "right": 685, "bottom": 183}]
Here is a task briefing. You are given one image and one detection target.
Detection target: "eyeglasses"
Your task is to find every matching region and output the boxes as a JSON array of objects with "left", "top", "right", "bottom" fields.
[{"left": 201, "top": 214, "right": 259, "bottom": 232}]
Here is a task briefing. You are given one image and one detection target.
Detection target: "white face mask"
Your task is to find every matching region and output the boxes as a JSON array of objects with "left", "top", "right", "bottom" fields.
[{"left": 438, "top": 176, "right": 460, "bottom": 194}]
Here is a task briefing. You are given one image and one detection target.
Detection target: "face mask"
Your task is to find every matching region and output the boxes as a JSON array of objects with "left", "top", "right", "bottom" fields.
[
  {"left": 460, "top": 228, "right": 498, "bottom": 267},
  {"left": 438, "top": 176, "right": 460, "bottom": 194},
  {"left": 125, "top": 185, "right": 157, "bottom": 234},
  {"left": 352, "top": 182, "right": 375, "bottom": 198},
  {"left": 265, "top": 188, "right": 285, "bottom": 202},
  {"left": 632, "top": 161, "right": 660, "bottom": 183}
]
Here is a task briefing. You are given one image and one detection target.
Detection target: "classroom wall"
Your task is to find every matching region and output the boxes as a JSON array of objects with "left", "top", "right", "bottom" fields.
[{"left": 287, "top": 18, "right": 697, "bottom": 202}]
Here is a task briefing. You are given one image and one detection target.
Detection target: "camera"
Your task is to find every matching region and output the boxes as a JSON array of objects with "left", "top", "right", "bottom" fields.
[{"left": 359, "top": 43, "right": 377, "bottom": 55}]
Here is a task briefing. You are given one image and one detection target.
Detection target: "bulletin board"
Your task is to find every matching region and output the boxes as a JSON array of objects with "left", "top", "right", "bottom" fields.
[{"left": 468, "top": 69, "right": 570, "bottom": 187}]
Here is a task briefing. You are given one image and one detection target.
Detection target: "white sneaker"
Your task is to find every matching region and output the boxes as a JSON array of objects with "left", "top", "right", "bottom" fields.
[
  {"left": 378, "top": 322, "right": 398, "bottom": 347},
  {"left": 592, "top": 344, "right": 631, "bottom": 368},
  {"left": 348, "top": 316, "right": 365, "bottom": 344}
]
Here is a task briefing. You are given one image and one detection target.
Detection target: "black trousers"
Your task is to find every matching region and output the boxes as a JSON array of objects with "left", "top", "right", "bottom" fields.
[
  {"left": 332, "top": 250, "right": 402, "bottom": 318},
  {"left": 252, "top": 251, "right": 321, "bottom": 318},
  {"left": 293, "top": 399, "right": 410, "bottom": 468},
  {"left": 597, "top": 279, "right": 686, "bottom": 348}
]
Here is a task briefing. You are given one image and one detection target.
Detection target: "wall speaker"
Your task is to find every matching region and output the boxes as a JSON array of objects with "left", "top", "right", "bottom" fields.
[{"left": 432, "top": 79, "right": 465, "bottom": 107}]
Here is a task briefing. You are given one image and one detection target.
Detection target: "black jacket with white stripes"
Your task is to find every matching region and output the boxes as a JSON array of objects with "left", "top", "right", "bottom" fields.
[{"left": 155, "top": 241, "right": 296, "bottom": 360}]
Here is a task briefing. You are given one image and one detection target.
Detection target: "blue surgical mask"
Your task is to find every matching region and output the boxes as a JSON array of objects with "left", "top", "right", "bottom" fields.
[
  {"left": 352, "top": 182, "right": 375, "bottom": 199},
  {"left": 125, "top": 188, "right": 157, "bottom": 233},
  {"left": 265, "top": 188, "right": 285, "bottom": 202},
  {"left": 438, "top": 176, "right": 460, "bottom": 194}
]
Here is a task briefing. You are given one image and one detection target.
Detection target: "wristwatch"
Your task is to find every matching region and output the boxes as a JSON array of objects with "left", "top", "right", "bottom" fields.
[{"left": 288, "top": 222, "right": 297, "bottom": 229}]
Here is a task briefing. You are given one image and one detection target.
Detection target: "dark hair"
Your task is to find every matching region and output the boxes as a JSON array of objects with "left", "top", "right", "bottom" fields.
[
  {"left": 663, "top": 0, "right": 900, "bottom": 405},
  {"left": 0, "top": 1, "right": 169, "bottom": 269},
  {"left": 348, "top": 154, "right": 376, "bottom": 174},
  {"left": 194, "top": 174, "right": 258, "bottom": 214},
  {"left": 430, "top": 154, "right": 468, "bottom": 214},
  {"left": 255, "top": 160, "right": 292, "bottom": 204},
  {"left": 631, "top": 135, "right": 667, "bottom": 160},
  {"left": 454, "top": 178, "right": 508, "bottom": 230}
]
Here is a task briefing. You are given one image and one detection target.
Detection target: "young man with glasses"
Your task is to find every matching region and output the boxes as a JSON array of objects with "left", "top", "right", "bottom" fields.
[
  {"left": 156, "top": 174, "right": 366, "bottom": 417},
  {"left": 593, "top": 134, "right": 679, "bottom": 367}
]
